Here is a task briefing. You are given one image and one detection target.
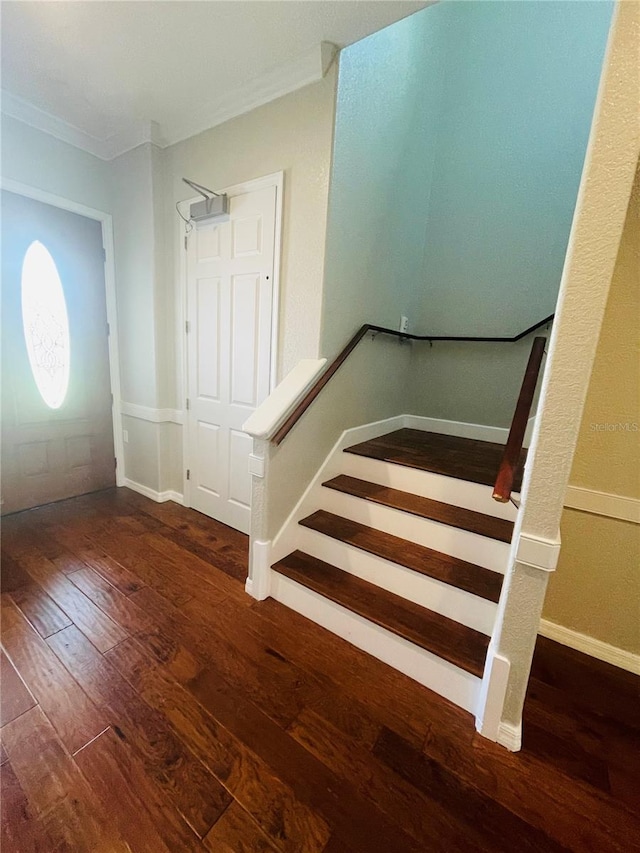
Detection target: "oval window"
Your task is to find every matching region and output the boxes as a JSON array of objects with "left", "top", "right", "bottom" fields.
[{"left": 21, "top": 241, "right": 70, "bottom": 409}]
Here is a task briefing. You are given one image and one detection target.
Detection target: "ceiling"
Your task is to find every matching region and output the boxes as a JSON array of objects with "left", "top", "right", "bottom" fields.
[{"left": 1, "top": 1, "right": 427, "bottom": 159}]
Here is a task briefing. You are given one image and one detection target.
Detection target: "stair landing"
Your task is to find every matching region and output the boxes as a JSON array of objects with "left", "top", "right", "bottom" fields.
[{"left": 345, "top": 428, "right": 526, "bottom": 492}]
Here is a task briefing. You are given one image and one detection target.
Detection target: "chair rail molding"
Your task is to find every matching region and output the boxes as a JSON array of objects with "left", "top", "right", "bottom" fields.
[
  {"left": 564, "top": 486, "right": 640, "bottom": 524},
  {"left": 120, "top": 401, "right": 184, "bottom": 425}
]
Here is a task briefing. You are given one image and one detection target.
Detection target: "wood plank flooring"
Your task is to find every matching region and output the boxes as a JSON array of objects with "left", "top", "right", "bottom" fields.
[{"left": 1, "top": 488, "right": 639, "bottom": 852}]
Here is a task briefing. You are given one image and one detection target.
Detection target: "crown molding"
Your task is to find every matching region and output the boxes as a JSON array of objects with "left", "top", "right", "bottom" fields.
[
  {"left": 1, "top": 42, "right": 338, "bottom": 161},
  {"left": 162, "top": 42, "right": 338, "bottom": 147},
  {"left": 1, "top": 89, "right": 164, "bottom": 160}
]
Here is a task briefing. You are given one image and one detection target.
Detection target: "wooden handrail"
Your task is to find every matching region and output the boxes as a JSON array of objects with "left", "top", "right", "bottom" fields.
[
  {"left": 271, "top": 315, "right": 553, "bottom": 446},
  {"left": 492, "top": 336, "right": 547, "bottom": 503}
]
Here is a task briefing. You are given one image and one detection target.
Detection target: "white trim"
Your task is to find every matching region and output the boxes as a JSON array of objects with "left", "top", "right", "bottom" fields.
[
  {"left": 120, "top": 402, "right": 184, "bottom": 425},
  {"left": 564, "top": 486, "right": 640, "bottom": 524},
  {"left": 516, "top": 531, "right": 561, "bottom": 572},
  {"left": 243, "top": 358, "right": 327, "bottom": 439},
  {"left": 403, "top": 415, "right": 508, "bottom": 445},
  {"left": 0, "top": 177, "right": 125, "bottom": 486},
  {"left": 122, "top": 478, "right": 183, "bottom": 506},
  {"left": 1, "top": 90, "right": 164, "bottom": 161},
  {"left": 179, "top": 171, "right": 284, "bottom": 508},
  {"left": 247, "top": 539, "right": 272, "bottom": 601},
  {"left": 403, "top": 414, "right": 537, "bottom": 449},
  {"left": 476, "top": 647, "right": 511, "bottom": 743},
  {"left": 496, "top": 721, "right": 522, "bottom": 752},
  {"left": 539, "top": 619, "right": 640, "bottom": 675},
  {"left": 145, "top": 43, "right": 337, "bottom": 149},
  {"left": 1, "top": 44, "right": 337, "bottom": 161}
]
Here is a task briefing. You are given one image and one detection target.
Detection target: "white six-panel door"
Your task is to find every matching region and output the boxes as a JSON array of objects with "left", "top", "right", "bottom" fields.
[{"left": 185, "top": 182, "right": 277, "bottom": 533}]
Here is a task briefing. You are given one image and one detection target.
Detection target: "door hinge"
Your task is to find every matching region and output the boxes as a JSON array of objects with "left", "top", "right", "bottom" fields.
[
  {"left": 114, "top": 457, "right": 118, "bottom": 469},
  {"left": 102, "top": 247, "right": 107, "bottom": 263},
  {"left": 186, "top": 398, "right": 190, "bottom": 411},
  {"left": 184, "top": 234, "right": 188, "bottom": 251},
  {"left": 186, "top": 469, "right": 190, "bottom": 481},
  {"left": 185, "top": 320, "right": 190, "bottom": 335},
  {"left": 110, "top": 392, "right": 114, "bottom": 406},
  {"left": 107, "top": 322, "right": 111, "bottom": 337}
]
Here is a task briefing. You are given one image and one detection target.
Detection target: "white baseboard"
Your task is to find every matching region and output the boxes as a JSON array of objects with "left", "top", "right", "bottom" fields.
[
  {"left": 404, "top": 414, "right": 536, "bottom": 448},
  {"left": 121, "top": 479, "right": 184, "bottom": 505},
  {"left": 496, "top": 721, "right": 522, "bottom": 752},
  {"left": 539, "top": 619, "right": 640, "bottom": 675},
  {"left": 403, "top": 415, "right": 509, "bottom": 445},
  {"left": 564, "top": 486, "right": 640, "bottom": 524}
]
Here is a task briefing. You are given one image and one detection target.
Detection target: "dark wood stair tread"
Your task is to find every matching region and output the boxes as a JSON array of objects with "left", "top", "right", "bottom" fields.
[
  {"left": 323, "top": 475, "right": 514, "bottom": 543},
  {"left": 272, "top": 551, "right": 489, "bottom": 677},
  {"left": 299, "top": 510, "right": 503, "bottom": 604},
  {"left": 344, "top": 428, "right": 526, "bottom": 491}
]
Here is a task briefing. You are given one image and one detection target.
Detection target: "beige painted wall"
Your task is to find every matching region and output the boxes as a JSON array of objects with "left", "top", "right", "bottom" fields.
[
  {"left": 543, "top": 160, "right": 640, "bottom": 654},
  {"left": 162, "top": 65, "right": 338, "bottom": 400}
]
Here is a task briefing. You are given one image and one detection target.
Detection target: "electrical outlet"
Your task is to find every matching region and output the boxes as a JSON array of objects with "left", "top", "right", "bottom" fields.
[
  {"left": 399, "top": 315, "right": 409, "bottom": 333},
  {"left": 123, "top": 430, "right": 129, "bottom": 444}
]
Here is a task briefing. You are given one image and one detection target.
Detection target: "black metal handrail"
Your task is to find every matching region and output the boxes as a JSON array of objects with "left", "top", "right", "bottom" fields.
[{"left": 271, "top": 314, "right": 554, "bottom": 445}]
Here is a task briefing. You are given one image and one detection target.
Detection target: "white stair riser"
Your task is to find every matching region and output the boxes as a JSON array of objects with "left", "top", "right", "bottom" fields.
[
  {"left": 320, "top": 488, "right": 510, "bottom": 572},
  {"left": 298, "top": 526, "right": 497, "bottom": 635},
  {"left": 340, "top": 453, "right": 519, "bottom": 521},
  {"left": 271, "top": 571, "right": 481, "bottom": 714}
]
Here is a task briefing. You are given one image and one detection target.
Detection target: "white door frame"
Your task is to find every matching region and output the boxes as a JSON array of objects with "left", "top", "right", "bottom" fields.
[
  {"left": 177, "top": 170, "right": 284, "bottom": 509},
  {"left": 0, "top": 177, "right": 125, "bottom": 486}
]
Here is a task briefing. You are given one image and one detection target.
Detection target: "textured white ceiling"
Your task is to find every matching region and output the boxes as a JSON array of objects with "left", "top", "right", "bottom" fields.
[{"left": 1, "top": 1, "right": 427, "bottom": 156}]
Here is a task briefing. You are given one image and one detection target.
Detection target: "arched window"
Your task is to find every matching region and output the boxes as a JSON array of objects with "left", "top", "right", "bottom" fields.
[{"left": 21, "top": 241, "right": 70, "bottom": 409}]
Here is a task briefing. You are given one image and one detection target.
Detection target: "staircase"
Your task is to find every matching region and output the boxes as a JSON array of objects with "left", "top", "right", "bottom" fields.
[{"left": 270, "top": 428, "right": 524, "bottom": 714}]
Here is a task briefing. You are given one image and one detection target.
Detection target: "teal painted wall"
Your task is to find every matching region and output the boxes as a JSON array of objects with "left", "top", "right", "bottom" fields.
[
  {"left": 416, "top": 0, "right": 614, "bottom": 336},
  {"left": 321, "top": 0, "right": 614, "bottom": 359},
  {"left": 320, "top": 9, "right": 447, "bottom": 355}
]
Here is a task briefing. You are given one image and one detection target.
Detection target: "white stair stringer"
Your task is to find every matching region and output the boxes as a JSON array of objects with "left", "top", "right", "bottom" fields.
[
  {"left": 319, "top": 486, "right": 510, "bottom": 572},
  {"left": 297, "top": 524, "right": 497, "bottom": 635},
  {"left": 270, "top": 570, "right": 482, "bottom": 714},
  {"left": 340, "top": 451, "right": 519, "bottom": 521}
]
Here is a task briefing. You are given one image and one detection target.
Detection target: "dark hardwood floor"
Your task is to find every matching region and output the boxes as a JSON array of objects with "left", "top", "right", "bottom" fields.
[{"left": 1, "top": 488, "right": 638, "bottom": 852}]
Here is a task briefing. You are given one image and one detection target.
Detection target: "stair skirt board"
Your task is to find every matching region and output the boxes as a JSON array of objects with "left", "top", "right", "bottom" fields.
[
  {"left": 270, "top": 570, "right": 482, "bottom": 715},
  {"left": 297, "top": 526, "right": 497, "bottom": 635},
  {"left": 319, "top": 487, "right": 510, "bottom": 571},
  {"left": 339, "top": 453, "right": 518, "bottom": 521}
]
